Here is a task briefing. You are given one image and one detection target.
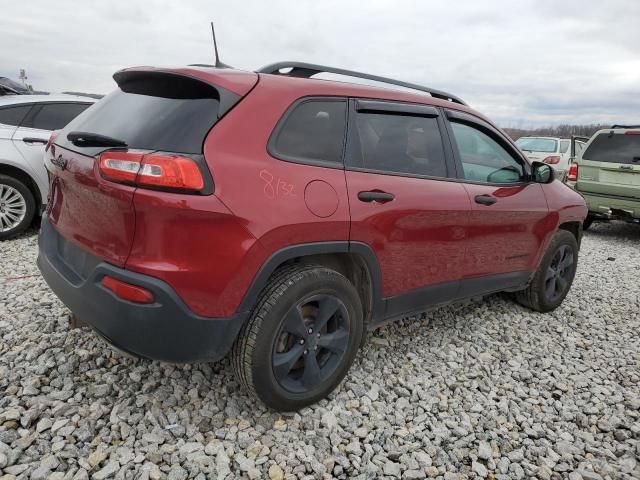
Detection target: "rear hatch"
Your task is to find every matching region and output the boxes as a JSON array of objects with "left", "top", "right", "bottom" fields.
[
  {"left": 576, "top": 130, "right": 640, "bottom": 199},
  {"left": 45, "top": 67, "right": 257, "bottom": 266},
  {"left": 515, "top": 137, "right": 559, "bottom": 164}
]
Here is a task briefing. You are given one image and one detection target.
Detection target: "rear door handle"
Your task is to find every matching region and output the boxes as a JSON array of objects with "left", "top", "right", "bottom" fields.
[
  {"left": 475, "top": 194, "right": 497, "bottom": 205},
  {"left": 22, "top": 137, "right": 48, "bottom": 145},
  {"left": 358, "top": 190, "right": 395, "bottom": 203}
]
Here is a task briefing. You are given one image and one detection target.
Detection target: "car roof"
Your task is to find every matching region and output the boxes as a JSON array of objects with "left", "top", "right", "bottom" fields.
[
  {"left": 0, "top": 94, "right": 96, "bottom": 107},
  {"left": 118, "top": 65, "right": 492, "bottom": 124}
]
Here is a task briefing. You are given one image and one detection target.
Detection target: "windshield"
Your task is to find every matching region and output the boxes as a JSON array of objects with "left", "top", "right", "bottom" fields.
[
  {"left": 516, "top": 138, "right": 558, "bottom": 153},
  {"left": 583, "top": 133, "right": 640, "bottom": 164}
]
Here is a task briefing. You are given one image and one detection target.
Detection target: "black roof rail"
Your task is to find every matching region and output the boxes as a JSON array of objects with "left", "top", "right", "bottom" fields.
[
  {"left": 610, "top": 124, "right": 640, "bottom": 129},
  {"left": 256, "top": 61, "right": 467, "bottom": 106}
]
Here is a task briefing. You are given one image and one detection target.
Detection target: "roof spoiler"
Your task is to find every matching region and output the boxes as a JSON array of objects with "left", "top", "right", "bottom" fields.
[{"left": 256, "top": 61, "right": 467, "bottom": 106}]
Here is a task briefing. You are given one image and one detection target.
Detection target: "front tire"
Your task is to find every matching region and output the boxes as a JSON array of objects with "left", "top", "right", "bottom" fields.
[
  {"left": 0, "top": 174, "right": 36, "bottom": 240},
  {"left": 231, "top": 264, "right": 363, "bottom": 411},
  {"left": 582, "top": 214, "right": 595, "bottom": 231},
  {"left": 516, "top": 230, "right": 579, "bottom": 312}
]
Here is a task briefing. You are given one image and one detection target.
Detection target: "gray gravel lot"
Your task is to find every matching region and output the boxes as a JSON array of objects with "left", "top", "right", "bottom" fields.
[{"left": 1, "top": 223, "right": 639, "bottom": 480}]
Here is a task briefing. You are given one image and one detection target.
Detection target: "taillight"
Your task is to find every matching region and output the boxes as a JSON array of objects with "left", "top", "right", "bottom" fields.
[
  {"left": 543, "top": 155, "right": 561, "bottom": 164},
  {"left": 98, "top": 151, "right": 205, "bottom": 192},
  {"left": 625, "top": 130, "right": 640, "bottom": 135},
  {"left": 567, "top": 163, "right": 578, "bottom": 181},
  {"left": 101, "top": 276, "right": 154, "bottom": 304},
  {"left": 45, "top": 130, "right": 59, "bottom": 153}
]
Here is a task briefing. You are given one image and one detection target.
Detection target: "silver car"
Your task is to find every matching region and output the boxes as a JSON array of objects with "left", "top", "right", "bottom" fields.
[{"left": 0, "top": 94, "right": 95, "bottom": 239}]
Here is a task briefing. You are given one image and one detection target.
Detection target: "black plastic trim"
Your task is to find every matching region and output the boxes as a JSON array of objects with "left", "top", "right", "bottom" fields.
[
  {"left": 355, "top": 100, "right": 439, "bottom": 117},
  {"left": 266, "top": 96, "right": 348, "bottom": 169},
  {"left": 257, "top": 61, "right": 467, "bottom": 105}
]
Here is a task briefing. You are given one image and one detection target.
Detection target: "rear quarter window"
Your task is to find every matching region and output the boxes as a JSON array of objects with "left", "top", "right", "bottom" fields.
[
  {"left": 270, "top": 99, "right": 347, "bottom": 166},
  {"left": 583, "top": 133, "right": 640, "bottom": 164}
]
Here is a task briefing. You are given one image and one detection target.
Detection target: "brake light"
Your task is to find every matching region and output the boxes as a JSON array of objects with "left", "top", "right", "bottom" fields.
[
  {"left": 543, "top": 155, "right": 561, "bottom": 164},
  {"left": 45, "top": 130, "right": 59, "bottom": 153},
  {"left": 625, "top": 130, "right": 640, "bottom": 135},
  {"left": 98, "top": 151, "right": 205, "bottom": 192},
  {"left": 101, "top": 276, "right": 154, "bottom": 304},
  {"left": 567, "top": 163, "right": 578, "bottom": 181}
]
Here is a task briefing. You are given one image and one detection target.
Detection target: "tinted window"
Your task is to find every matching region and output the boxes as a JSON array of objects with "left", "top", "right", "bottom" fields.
[
  {"left": 451, "top": 122, "right": 525, "bottom": 184},
  {"left": 582, "top": 133, "right": 640, "bottom": 164},
  {"left": 516, "top": 137, "right": 558, "bottom": 153},
  {"left": 0, "top": 105, "right": 32, "bottom": 127},
  {"left": 60, "top": 86, "right": 221, "bottom": 155},
  {"left": 24, "top": 103, "right": 90, "bottom": 131},
  {"left": 351, "top": 112, "right": 447, "bottom": 177},
  {"left": 272, "top": 100, "right": 346, "bottom": 165}
]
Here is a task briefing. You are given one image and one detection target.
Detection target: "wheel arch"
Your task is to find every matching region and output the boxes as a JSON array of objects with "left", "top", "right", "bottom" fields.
[
  {"left": 0, "top": 163, "right": 43, "bottom": 207},
  {"left": 236, "top": 242, "right": 384, "bottom": 328}
]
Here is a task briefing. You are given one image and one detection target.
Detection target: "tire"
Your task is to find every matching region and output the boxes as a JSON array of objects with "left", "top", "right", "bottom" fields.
[
  {"left": 516, "top": 230, "right": 579, "bottom": 312},
  {"left": 582, "top": 214, "right": 595, "bottom": 231},
  {"left": 231, "top": 264, "right": 364, "bottom": 411},
  {"left": 0, "top": 174, "right": 36, "bottom": 241}
]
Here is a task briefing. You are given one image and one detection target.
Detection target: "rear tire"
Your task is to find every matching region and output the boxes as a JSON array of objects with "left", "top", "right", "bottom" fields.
[
  {"left": 582, "top": 214, "right": 595, "bottom": 231},
  {"left": 516, "top": 230, "right": 579, "bottom": 312},
  {"left": 0, "top": 174, "right": 36, "bottom": 241},
  {"left": 231, "top": 264, "right": 363, "bottom": 411}
]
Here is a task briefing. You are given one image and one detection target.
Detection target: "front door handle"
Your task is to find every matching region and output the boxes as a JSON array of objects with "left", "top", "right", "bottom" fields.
[
  {"left": 475, "top": 194, "right": 497, "bottom": 206},
  {"left": 358, "top": 190, "right": 395, "bottom": 203},
  {"left": 23, "top": 137, "right": 48, "bottom": 145}
]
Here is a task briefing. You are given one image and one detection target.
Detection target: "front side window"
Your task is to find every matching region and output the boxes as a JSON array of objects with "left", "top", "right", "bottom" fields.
[
  {"left": 25, "top": 103, "right": 90, "bottom": 131},
  {"left": 451, "top": 122, "right": 525, "bottom": 184},
  {"left": 351, "top": 112, "right": 447, "bottom": 177},
  {"left": 0, "top": 105, "right": 32, "bottom": 127},
  {"left": 271, "top": 100, "right": 347, "bottom": 165}
]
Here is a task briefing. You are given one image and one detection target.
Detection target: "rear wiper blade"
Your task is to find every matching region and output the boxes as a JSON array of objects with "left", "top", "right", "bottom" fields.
[{"left": 67, "top": 131, "right": 128, "bottom": 148}]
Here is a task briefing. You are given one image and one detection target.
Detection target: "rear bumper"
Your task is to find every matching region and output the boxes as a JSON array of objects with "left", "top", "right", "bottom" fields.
[
  {"left": 581, "top": 192, "right": 640, "bottom": 220},
  {"left": 37, "top": 215, "right": 247, "bottom": 363}
]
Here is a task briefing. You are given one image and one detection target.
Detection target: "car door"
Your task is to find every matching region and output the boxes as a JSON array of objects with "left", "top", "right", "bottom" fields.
[
  {"left": 12, "top": 102, "right": 91, "bottom": 194},
  {"left": 0, "top": 104, "right": 34, "bottom": 166},
  {"left": 444, "top": 109, "right": 550, "bottom": 292},
  {"left": 345, "top": 100, "right": 470, "bottom": 317}
]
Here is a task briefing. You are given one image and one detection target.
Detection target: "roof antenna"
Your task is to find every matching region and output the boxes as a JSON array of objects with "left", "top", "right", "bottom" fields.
[{"left": 211, "top": 22, "right": 230, "bottom": 68}]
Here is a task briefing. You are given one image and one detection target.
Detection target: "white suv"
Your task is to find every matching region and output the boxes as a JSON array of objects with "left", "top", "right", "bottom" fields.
[
  {"left": 0, "top": 94, "right": 95, "bottom": 239},
  {"left": 515, "top": 136, "right": 586, "bottom": 180}
]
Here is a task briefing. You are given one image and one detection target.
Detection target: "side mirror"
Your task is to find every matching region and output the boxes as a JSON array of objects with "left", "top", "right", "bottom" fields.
[{"left": 531, "top": 161, "right": 554, "bottom": 184}]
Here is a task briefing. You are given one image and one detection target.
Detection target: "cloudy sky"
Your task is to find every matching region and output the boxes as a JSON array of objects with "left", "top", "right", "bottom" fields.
[{"left": 2, "top": 0, "right": 639, "bottom": 127}]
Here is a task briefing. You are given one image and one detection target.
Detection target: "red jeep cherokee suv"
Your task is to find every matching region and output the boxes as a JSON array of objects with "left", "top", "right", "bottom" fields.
[{"left": 39, "top": 62, "right": 587, "bottom": 410}]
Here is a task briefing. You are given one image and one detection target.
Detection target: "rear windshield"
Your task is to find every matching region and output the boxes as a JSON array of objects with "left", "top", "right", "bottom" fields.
[
  {"left": 583, "top": 133, "right": 640, "bottom": 164},
  {"left": 59, "top": 74, "right": 222, "bottom": 155},
  {"left": 516, "top": 138, "right": 557, "bottom": 153}
]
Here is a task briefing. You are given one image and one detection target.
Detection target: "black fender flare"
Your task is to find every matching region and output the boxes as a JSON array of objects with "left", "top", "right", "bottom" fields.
[{"left": 235, "top": 241, "right": 384, "bottom": 323}]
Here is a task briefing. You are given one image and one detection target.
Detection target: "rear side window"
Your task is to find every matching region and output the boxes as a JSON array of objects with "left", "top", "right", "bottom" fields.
[
  {"left": 24, "top": 103, "right": 90, "bottom": 131},
  {"left": 270, "top": 100, "right": 347, "bottom": 165},
  {"left": 582, "top": 133, "right": 640, "bottom": 164},
  {"left": 0, "top": 105, "right": 32, "bottom": 127},
  {"left": 351, "top": 112, "right": 447, "bottom": 177},
  {"left": 59, "top": 73, "right": 231, "bottom": 155}
]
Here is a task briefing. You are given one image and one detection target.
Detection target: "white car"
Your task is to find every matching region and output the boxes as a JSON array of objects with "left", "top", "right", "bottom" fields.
[
  {"left": 515, "top": 136, "right": 586, "bottom": 180},
  {"left": 0, "top": 94, "right": 95, "bottom": 239}
]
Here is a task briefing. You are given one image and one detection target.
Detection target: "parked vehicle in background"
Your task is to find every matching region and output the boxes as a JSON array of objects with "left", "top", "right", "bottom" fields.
[
  {"left": 567, "top": 125, "right": 640, "bottom": 230},
  {"left": 0, "top": 95, "right": 94, "bottom": 238},
  {"left": 516, "top": 136, "right": 586, "bottom": 180},
  {"left": 38, "top": 62, "right": 587, "bottom": 410}
]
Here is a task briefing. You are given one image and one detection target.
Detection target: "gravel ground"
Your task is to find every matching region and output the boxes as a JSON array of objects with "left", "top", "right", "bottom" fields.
[{"left": 1, "top": 222, "right": 639, "bottom": 480}]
